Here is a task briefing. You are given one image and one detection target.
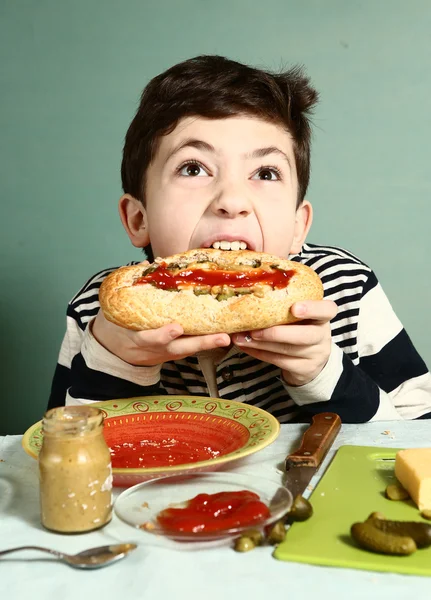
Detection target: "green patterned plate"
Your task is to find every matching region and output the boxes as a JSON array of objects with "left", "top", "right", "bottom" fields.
[{"left": 22, "top": 396, "right": 280, "bottom": 486}]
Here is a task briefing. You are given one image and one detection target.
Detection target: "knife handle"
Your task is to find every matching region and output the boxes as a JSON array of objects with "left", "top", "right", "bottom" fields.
[{"left": 285, "top": 412, "right": 341, "bottom": 469}]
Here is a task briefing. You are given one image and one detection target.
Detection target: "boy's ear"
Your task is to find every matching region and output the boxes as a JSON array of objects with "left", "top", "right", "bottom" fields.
[
  {"left": 290, "top": 200, "right": 313, "bottom": 254},
  {"left": 118, "top": 194, "right": 150, "bottom": 248}
]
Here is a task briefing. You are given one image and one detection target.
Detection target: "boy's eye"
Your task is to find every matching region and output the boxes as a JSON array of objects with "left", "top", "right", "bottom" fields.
[
  {"left": 252, "top": 167, "right": 282, "bottom": 181},
  {"left": 178, "top": 161, "right": 209, "bottom": 177}
]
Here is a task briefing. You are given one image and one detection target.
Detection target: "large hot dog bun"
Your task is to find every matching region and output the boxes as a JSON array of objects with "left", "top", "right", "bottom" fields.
[{"left": 99, "top": 249, "right": 324, "bottom": 335}]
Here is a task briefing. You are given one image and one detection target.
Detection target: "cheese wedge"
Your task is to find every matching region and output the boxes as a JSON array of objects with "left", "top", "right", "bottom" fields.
[{"left": 394, "top": 448, "right": 431, "bottom": 511}]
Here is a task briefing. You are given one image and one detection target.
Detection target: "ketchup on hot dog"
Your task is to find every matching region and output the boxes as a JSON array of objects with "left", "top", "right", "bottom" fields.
[{"left": 135, "top": 265, "right": 295, "bottom": 290}]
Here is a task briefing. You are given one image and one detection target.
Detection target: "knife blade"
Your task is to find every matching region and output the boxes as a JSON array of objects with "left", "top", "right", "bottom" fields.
[{"left": 284, "top": 412, "right": 341, "bottom": 499}]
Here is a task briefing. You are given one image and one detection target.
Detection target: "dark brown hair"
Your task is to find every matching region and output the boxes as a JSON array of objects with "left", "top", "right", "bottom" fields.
[{"left": 121, "top": 54, "right": 318, "bottom": 207}]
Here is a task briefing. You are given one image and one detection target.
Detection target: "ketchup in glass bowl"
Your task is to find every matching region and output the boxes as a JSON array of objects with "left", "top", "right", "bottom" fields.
[{"left": 114, "top": 471, "right": 292, "bottom": 548}]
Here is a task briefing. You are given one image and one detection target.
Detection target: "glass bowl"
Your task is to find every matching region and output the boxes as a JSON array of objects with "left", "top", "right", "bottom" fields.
[{"left": 114, "top": 471, "right": 292, "bottom": 548}]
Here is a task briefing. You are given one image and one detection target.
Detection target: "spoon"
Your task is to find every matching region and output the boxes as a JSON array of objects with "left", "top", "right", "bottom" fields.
[{"left": 0, "top": 543, "right": 138, "bottom": 569}]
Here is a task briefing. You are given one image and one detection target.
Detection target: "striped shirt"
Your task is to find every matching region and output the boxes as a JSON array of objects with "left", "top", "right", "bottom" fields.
[{"left": 48, "top": 243, "right": 431, "bottom": 423}]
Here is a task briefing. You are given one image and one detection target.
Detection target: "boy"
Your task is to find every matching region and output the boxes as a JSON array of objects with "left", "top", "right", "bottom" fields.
[{"left": 48, "top": 55, "right": 431, "bottom": 423}]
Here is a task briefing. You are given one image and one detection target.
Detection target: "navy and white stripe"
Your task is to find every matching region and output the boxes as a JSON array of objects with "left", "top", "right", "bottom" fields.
[{"left": 48, "top": 243, "right": 431, "bottom": 423}]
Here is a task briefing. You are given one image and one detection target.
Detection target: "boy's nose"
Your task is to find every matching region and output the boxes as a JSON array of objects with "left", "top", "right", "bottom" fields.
[{"left": 210, "top": 185, "right": 253, "bottom": 218}]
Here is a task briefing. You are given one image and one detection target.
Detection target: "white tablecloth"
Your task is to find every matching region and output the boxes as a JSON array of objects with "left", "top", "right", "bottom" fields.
[{"left": 1, "top": 422, "right": 430, "bottom": 600}]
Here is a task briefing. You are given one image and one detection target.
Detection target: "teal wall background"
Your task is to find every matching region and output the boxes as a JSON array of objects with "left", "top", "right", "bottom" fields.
[{"left": 1, "top": 0, "right": 430, "bottom": 434}]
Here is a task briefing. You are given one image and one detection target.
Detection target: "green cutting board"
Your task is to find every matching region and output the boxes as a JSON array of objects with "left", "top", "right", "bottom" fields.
[{"left": 273, "top": 445, "right": 431, "bottom": 576}]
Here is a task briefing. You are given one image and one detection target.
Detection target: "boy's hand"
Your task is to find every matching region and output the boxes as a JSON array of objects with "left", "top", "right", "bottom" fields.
[
  {"left": 92, "top": 311, "right": 231, "bottom": 366},
  {"left": 232, "top": 300, "right": 338, "bottom": 387}
]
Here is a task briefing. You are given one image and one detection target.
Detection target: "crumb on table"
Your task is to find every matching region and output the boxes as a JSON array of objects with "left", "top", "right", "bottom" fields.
[{"left": 139, "top": 521, "right": 156, "bottom": 531}]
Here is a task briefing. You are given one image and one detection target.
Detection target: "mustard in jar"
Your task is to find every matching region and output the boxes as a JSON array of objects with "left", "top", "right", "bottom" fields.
[{"left": 39, "top": 406, "right": 112, "bottom": 533}]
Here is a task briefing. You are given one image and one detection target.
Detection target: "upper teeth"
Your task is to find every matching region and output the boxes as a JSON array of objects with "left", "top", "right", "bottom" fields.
[{"left": 212, "top": 240, "right": 248, "bottom": 250}]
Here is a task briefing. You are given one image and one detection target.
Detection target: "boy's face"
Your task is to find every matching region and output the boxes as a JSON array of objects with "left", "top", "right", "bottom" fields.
[{"left": 122, "top": 116, "right": 312, "bottom": 258}]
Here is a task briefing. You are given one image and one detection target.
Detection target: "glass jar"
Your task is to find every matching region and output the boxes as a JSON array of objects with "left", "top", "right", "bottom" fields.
[{"left": 39, "top": 406, "right": 113, "bottom": 533}]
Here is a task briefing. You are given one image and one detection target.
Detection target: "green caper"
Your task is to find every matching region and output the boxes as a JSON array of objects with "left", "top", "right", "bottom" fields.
[
  {"left": 421, "top": 509, "right": 431, "bottom": 521},
  {"left": 193, "top": 287, "right": 211, "bottom": 296},
  {"left": 266, "top": 520, "right": 286, "bottom": 545},
  {"left": 142, "top": 264, "right": 158, "bottom": 276},
  {"left": 216, "top": 293, "right": 230, "bottom": 301},
  {"left": 251, "top": 260, "right": 262, "bottom": 268},
  {"left": 241, "top": 529, "right": 264, "bottom": 546},
  {"left": 270, "top": 263, "right": 287, "bottom": 272},
  {"left": 367, "top": 512, "right": 386, "bottom": 521},
  {"left": 234, "top": 536, "right": 256, "bottom": 552},
  {"left": 385, "top": 483, "right": 410, "bottom": 501},
  {"left": 288, "top": 494, "right": 313, "bottom": 522}
]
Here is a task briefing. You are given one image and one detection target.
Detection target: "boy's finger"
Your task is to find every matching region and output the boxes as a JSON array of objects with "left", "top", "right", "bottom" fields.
[
  {"left": 242, "top": 324, "right": 322, "bottom": 346},
  {"left": 133, "top": 326, "right": 231, "bottom": 354},
  {"left": 291, "top": 299, "right": 338, "bottom": 322},
  {"left": 169, "top": 333, "right": 231, "bottom": 356},
  {"left": 132, "top": 323, "right": 184, "bottom": 347}
]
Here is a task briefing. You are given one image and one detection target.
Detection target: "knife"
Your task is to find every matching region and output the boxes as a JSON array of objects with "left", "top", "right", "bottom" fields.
[{"left": 284, "top": 412, "right": 342, "bottom": 500}]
